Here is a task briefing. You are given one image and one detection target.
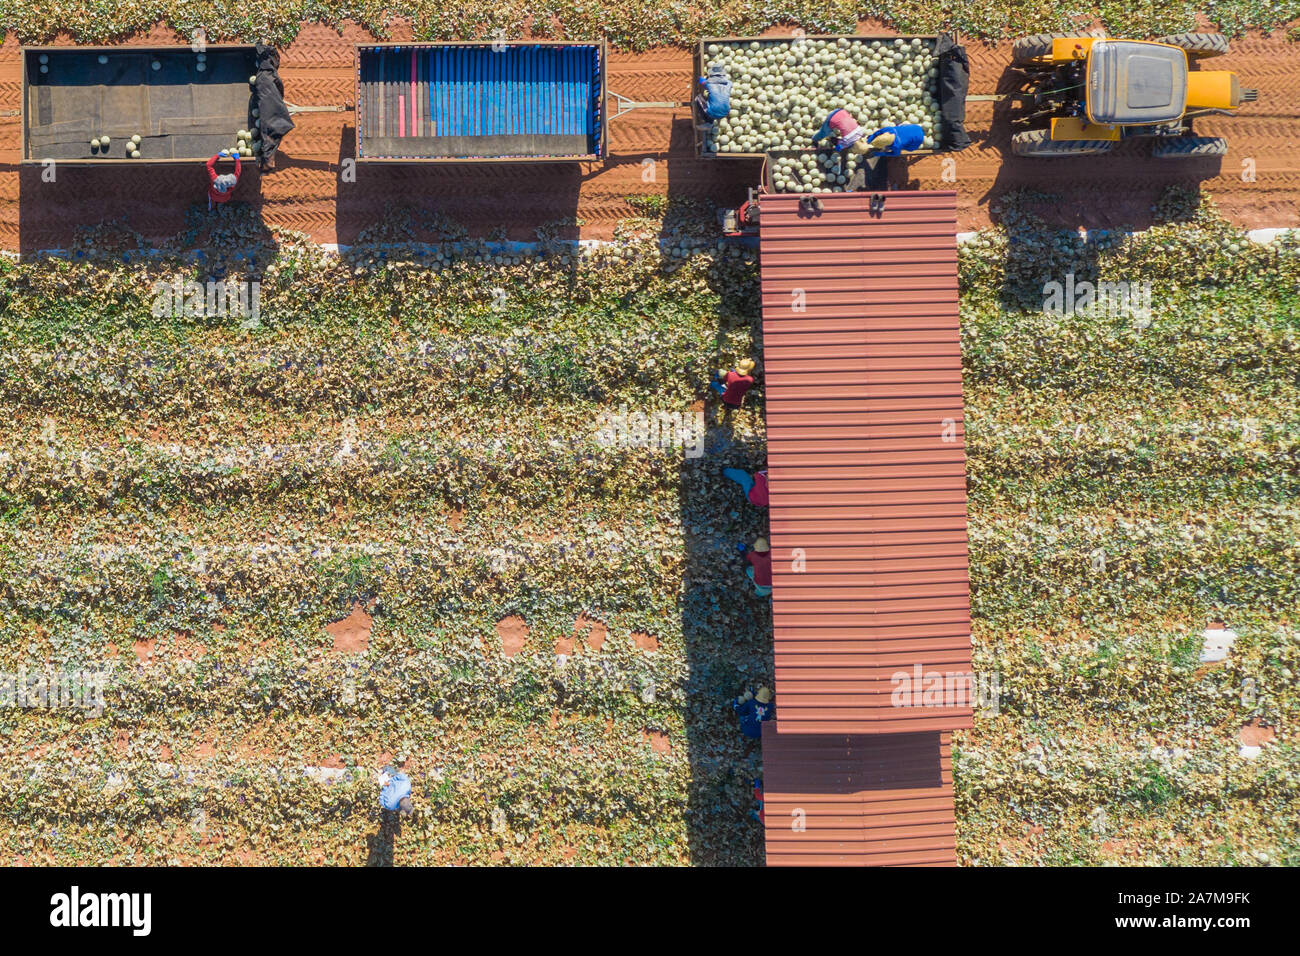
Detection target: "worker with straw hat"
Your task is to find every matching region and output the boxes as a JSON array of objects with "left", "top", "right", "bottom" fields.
[
  {"left": 745, "top": 536, "right": 772, "bottom": 596},
  {"left": 731, "top": 686, "right": 775, "bottom": 739},
  {"left": 711, "top": 357, "right": 757, "bottom": 408},
  {"left": 863, "top": 123, "right": 926, "bottom": 156}
]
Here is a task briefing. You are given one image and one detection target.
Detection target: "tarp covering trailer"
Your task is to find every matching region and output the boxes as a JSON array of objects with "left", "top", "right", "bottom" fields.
[
  {"left": 22, "top": 45, "right": 260, "bottom": 164},
  {"left": 355, "top": 41, "right": 606, "bottom": 162}
]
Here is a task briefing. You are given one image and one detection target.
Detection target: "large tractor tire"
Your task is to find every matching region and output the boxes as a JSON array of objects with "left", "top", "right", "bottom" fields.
[
  {"left": 1012, "top": 32, "right": 1103, "bottom": 64},
  {"left": 1152, "top": 136, "right": 1228, "bottom": 159},
  {"left": 1155, "top": 33, "right": 1230, "bottom": 58},
  {"left": 1011, "top": 129, "right": 1115, "bottom": 157}
]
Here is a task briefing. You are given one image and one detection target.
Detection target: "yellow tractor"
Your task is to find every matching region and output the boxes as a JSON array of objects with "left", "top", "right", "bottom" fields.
[{"left": 1008, "top": 32, "right": 1256, "bottom": 158}]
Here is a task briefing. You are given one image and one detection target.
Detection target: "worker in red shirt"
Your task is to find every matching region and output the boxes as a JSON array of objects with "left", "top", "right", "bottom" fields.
[
  {"left": 206, "top": 152, "right": 242, "bottom": 211},
  {"left": 710, "top": 358, "right": 756, "bottom": 407},
  {"left": 723, "top": 466, "right": 768, "bottom": 508},
  {"left": 745, "top": 536, "right": 772, "bottom": 596}
]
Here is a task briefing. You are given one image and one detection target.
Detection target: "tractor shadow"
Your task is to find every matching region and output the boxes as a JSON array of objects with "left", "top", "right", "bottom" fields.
[{"left": 976, "top": 69, "right": 1226, "bottom": 233}]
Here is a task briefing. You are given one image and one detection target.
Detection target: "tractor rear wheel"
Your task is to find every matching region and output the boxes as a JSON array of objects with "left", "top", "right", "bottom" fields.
[
  {"left": 1155, "top": 33, "right": 1230, "bottom": 58},
  {"left": 1012, "top": 32, "right": 1102, "bottom": 64},
  {"left": 1011, "top": 129, "right": 1115, "bottom": 157},
  {"left": 1151, "top": 136, "right": 1228, "bottom": 159}
]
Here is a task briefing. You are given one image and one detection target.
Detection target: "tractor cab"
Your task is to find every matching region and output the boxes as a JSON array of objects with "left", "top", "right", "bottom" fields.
[
  {"left": 1008, "top": 32, "right": 1257, "bottom": 158},
  {"left": 1086, "top": 40, "right": 1188, "bottom": 126}
]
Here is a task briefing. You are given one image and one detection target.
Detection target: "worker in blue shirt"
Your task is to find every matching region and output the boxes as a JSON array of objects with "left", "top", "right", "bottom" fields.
[
  {"left": 696, "top": 65, "right": 732, "bottom": 120},
  {"left": 731, "top": 686, "right": 774, "bottom": 739},
  {"left": 379, "top": 766, "right": 413, "bottom": 817},
  {"left": 865, "top": 123, "right": 926, "bottom": 156}
]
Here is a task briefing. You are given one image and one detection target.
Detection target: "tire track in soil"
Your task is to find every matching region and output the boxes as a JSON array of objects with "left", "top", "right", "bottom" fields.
[{"left": 0, "top": 23, "right": 1296, "bottom": 252}]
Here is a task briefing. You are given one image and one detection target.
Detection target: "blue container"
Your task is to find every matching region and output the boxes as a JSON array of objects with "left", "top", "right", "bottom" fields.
[{"left": 357, "top": 41, "right": 605, "bottom": 161}]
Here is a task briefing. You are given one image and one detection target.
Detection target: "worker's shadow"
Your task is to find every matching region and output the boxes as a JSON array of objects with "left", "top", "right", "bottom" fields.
[
  {"left": 365, "top": 812, "right": 402, "bottom": 866},
  {"left": 668, "top": 198, "right": 770, "bottom": 866}
]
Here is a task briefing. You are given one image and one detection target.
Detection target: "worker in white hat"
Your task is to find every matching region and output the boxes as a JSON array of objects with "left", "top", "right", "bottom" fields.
[{"left": 732, "top": 686, "right": 775, "bottom": 739}]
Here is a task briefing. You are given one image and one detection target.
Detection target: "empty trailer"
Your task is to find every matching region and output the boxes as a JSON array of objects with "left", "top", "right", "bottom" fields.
[
  {"left": 22, "top": 45, "right": 261, "bottom": 164},
  {"left": 355, "top": 41, "right": 606, "bottom": 162}
]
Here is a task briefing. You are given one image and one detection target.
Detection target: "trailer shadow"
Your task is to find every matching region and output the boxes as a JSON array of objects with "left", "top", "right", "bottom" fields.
[
  {"left": 333, "top": 120, "right": 585, "bottom": 246},
  {"left": 16, "top": 160, "right": 273, "bottom": 259}
]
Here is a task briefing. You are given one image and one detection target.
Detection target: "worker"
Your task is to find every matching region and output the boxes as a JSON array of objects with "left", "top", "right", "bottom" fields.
[
  {"left": 206, "top": 151, "right": 242, "bottom": 211},
  {"left": 812, "top": 108, "right": 872, "bottom": 153},
  {"left": 744, "top": 536, "right": 772, "bottom": 596},
  {"left": 750, "top": 777, "right": 765, "bottom": 823},
  {"left": 863, "top": 123, "right": 926, "bottom": 156},
  {"left": 711, "top": 358, "right": 756, "bottom": 407},
  {"left": 696, "top": 64, "right": 732, "bottom": 121},
  {"left": 722, "top": 466, "right": 769, "bottom": 508},
  {"left": 731, "top": 687, "right": 775, "bottom": 739},
  {"left": 378, "top": 765, "right": 414, "bottom": 818}
]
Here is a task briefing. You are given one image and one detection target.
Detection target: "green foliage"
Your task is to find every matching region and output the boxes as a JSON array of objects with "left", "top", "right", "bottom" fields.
[
  {"left": 0, "top": 1, "right": 1296, "bottom": 49},
  {"left": 2, "top": 187, "right": 1296, "bottom": 865}
]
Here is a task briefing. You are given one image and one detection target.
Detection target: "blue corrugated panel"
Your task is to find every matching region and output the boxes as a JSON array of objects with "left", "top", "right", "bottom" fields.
[
  {"left": 568, "top": 47, "right": 579, "bottom": 137},
  {"left": 363, "top": 43, "right": 601, "bottom": 156}
]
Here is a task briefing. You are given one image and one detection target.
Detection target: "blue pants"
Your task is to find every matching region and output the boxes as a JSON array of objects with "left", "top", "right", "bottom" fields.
[
  {"left": 745, "top": 565, "right": 772, "bottom": 597},
  {"left": 812, "top": 109, "right": 843, "bottom": 145},
  {"left": 723, "top": 467, "right": 754, "bottom": 498}
]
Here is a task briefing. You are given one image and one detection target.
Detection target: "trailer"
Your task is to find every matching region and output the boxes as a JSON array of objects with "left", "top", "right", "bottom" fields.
[
  {"left": 21, "top": 45, "right": 261, "bottom": 164},
  {"left": 692, "top": 34, "right": 942, "bottom": 160},
  {"left": 355, "top": 41, "right": 607, "bottom": 162}
]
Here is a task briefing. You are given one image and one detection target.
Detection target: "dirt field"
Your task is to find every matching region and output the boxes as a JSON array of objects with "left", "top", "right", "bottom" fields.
[{"left": 1, "top": 19, "right": 1296, "bottom": 251}]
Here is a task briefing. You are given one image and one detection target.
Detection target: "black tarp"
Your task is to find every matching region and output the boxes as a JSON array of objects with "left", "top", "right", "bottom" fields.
[
  {"left": 253, "top": 43, "right": 294, "bottom": 169},
  {"left": 935, "top": 33, "right": 972, "bottom": 152}
]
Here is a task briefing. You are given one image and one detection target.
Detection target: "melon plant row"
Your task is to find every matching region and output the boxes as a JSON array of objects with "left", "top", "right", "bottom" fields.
[{"left": 701, "top": 36, "right": 943, "bottom": 158}]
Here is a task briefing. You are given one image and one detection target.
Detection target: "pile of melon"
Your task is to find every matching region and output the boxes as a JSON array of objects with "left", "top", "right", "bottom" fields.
[{"left": 703, "top": 36, "right": 943, "bottom": 167}]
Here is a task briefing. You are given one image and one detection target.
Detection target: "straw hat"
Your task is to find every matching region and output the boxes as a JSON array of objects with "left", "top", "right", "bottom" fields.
[
  {"left": 870, "top": 131, "right": 896, "bottom": 151},
  {"left": 752, "top": 537, "right": 770, "bottom": 553},
  {"left": 736, "top": 357, "right": 756, "bottom": 375},
  {"left": 755, "top": 686, "right": 773, "bottom": 704}
]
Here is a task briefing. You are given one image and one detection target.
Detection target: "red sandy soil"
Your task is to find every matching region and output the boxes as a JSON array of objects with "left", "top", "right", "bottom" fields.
[
  {"left": 495, "top": 614, "right": 528, "bottom": 656},
  {"left": 573, "top": 612, "right": 607, "bottom": 650},
  {"left": 1239, "top": 719, "right": 1276, "bottom": 748},
  {"left": 326, "top": 603, "right": 373, "bottom": 653},
  {"left": 0, "top": 19, "right": 1296, "bottom": 251}
]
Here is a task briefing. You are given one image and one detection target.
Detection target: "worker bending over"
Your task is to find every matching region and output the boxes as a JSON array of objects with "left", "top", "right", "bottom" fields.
[
  {"left": 731, "top": 687, "right": 775, "bottom": 739},
  {"left": 744, "top": 536, "right": 772, "bottom": 597},
  {"left": 695, "top": 64, "right": 732, "bottom": 122},
  {"left": 206, "top": 152, "right": 242, "bottom": 212},
  {"left": 812, "top": 110, "right": 925, "bottom": 156},
  {"left": 711, "top": 357, "right": 756, "bottom": 408},
  {"left": 723, "top": 466, "right": 769, "bottom": 508}
]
